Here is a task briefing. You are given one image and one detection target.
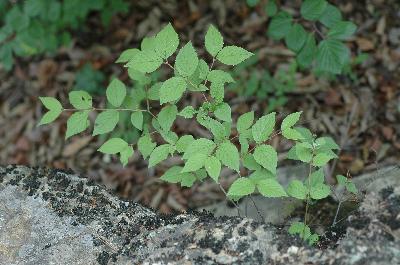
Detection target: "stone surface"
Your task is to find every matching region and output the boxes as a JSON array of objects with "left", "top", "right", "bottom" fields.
[{"left": 0, "top": 165, "right": 399, "bottom": 265}]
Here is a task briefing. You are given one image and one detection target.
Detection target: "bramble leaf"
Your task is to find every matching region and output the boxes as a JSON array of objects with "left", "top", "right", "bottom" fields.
[
  {"left": 287, "top": 179, "right": 307, "bottom": 200},
  {"left": 319, "top": 4, "right": 342, "bottom": 28},
  {"left": 227, "top": 178, "right": 256, "bottom": 198},
  {"left": 160, "top": 76, "right": 187, "bottom": 104},
  {"left": 268, "top": 11, "right": 292, "bottom": 40},
  {"left": 65, "top": 111, "right": 90, "bottom": 139},
  {"left": 155, "top": 23, "right": 179, "bottom": 59},
  {"left": 237, "top": 111, "right": 254, "bottom": 133},
  {"left": 119, "top": 145, "right": 134, "bottom": 166},
  {"left": 285, "top": 24, "right": 307, "bottom": 52},
  {"left": 205, "top": 25, "right": 224, "bottom": 57},
  {"left": 310, "top": 183, "right": 331, "bottom": 199},
  {"left": 176, "top": 135, "right": 195, "bottom": 153},
  {"left": 183, "top": 138, "right": 216, "bottom": 160},
  {"left": 216, "top": 141, "right": 240, "bottom": 172},
  {"left": 160, "top": 166, "right": 183, "bottom": 183},
  {"left": 257, "top": 179, "right": 287, "bottom": 197},
  {"left": 98, "top": 138, "right": 128, "bottom": 154},
  {"left": 116, "top": 48, "right": 139, "bottom": 63},
  {"left": 130, "top": 111, "right": 144, "bottom": 130},
  {"left": 106, "top": 79, "right": 126, "bottom": 107},
  {"left": 216, "top": 46, "right": 253, "bottom": 66},
  {"left": 316, "top": 39, "right": 349, "bottom": 74},
  {"left": 205, "top": 156, "right": 221, "bottom": 182},
  {"left": 300, "top": 0, "right": 327, "bottom": 21},
  {"left": 38, "top": 97, "right": 63, "bottom": 125},
  {"left": 327, "top": 21, "right": 357, "bottom": 40},
  {"left": 69, "top": 91, "right": 92, "bottom": 109},
  {"left": 157, "top": 105, "right": 178, "bottom": 131},
  {"left": 253, "top": 144, "right": 278, "bottom": 174},
  {"left": 214, "top": 103, "right": 232, "bottom": 122},
  {"left": 175, "top": 41, "right": 199, "bottom": 77},
  {"left": 179, "top": 106, "right": 196, "bottom": 119},
  {"left": 297, "top": 33, "right": 317, "bottom": 68},
  {"left": 265, "top": 0, "right": 277, "bottom": 16},
  {"left": 148, "top": 144, "right": 171, "bottom": 167},
  {"left": 251, "top": 112, "right": 276, "bottom": 144},
  {"left": 126, "top": 49, "right": 163, "bottom": 73},
  {"left": 182, "top": 153, "right": 207, "bottom": 173},
  {"left": 138, "top": 134, "right": 156, "bottom": 159},
  {"left": 93, "top": 110, "right": 119, "bottom": 136}
]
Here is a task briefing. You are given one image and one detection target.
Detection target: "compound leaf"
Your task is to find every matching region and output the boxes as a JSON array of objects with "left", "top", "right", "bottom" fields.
[
  {"left": 130, "top": 111, "right": 144, "bottom": 130},
  {"left": 98, "top": 138, "right": 128, "bottom": 154},
  {"left": 155, "top": 23, "right": 179, "bottom": 59},
  {"left": 148, "top": 144, "right": 170, "bottom": 167},
  {"left": 251, "top": 112, "right": 276, "bottom": 144},
  {"left": 327, "top": 21, "right": 357, "bottom": 40},
  {"left": 300, "top": 0, "right": 327, "bottom": 21},
  {"left": 69, "top": 91, "right": 92, "bottom": 109},
  {"left": 257, "top": 179, "right": 287, "bottom": 197},
  {"left": 205, "top": 155, "right": 221, "bottom": 182},
  {"left": 138, "top": 134, "right": 156, "bottom": 159},
  {"left": 160, "top": 76, "right": 187, "bottom": 104},
  {"left": 65, "top": 111, "right": 90, "bottom": 139},
  {"left": 175, "top": 41, "right": 199, "bottom": 77},
  {"left": 316, "top": 39, "right": 349, "bottom": 74},
  {"left": 319, "top": 4, "right": 342, "bottom": 28},
  {"left": 285, "top": 24, "right": 307, "bottom": 52},
  {"left": 268, "top": 11, "right": 292, "bottom": 40},
  {"left": 216, "top": 141, "right": 240, "bottom": 172},
  {"left": 287, "top": 179, "right": 307, "bottom": 200},
  {"left": 216, "top": 45, "right": 253, "bottom": 65},
  {"left": 227, "top": 178, "right": 256, "bottom": 198},
  {"left": 253, "top": 144, "right": 278, "bottom": 174},
  {"left": 157, "top": 105, "right": 178, "bottom": 131}
]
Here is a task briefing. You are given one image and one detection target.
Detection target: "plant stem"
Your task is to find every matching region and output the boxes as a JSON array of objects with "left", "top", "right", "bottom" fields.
[
  {"left": 303, "top": 147, "right": 315, "bottom": 235},
  {"left": 249, "top": 195, "right": 265, "bottom": 223},
  {"left": 219, "top": 183, "right": 242, "bottom": 217},
  {"left": 332, "top": 200, "right": 342, "bottom": 227}
]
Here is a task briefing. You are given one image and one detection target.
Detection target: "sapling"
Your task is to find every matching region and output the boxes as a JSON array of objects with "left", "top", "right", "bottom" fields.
[{"left": 38, "top": 22, "right": 356, "bottom": 245}]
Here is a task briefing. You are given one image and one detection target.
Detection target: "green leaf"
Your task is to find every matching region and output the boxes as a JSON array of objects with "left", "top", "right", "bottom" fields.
[
  {"left": 265, "top": 0, "right": 277, "bottom": 16},
  {"left": 257, "top": 179, "right": 287, "bottom": 197},
  {"left": 138, "top": 134, "right": 156, "bottom": 159},
  {"left": 310, "top": 183, "right": 331, "bottom": 199},
  {"left": 160, "top": 166, "right": 183, "bottom": 183},
  {"left": 205, "top": 25, "right": 224, "bottom": 57},
  {"left": 180, "top": 173, "right": 197, "bottom": 187},
  {"left": 346, "top": 182, "right": 358, "bottom": 194},
  {"left": 297, "top": 33, "right": 317, "bottom": 68},
  {"left": 295, "top": 142, "right": 313, "bottom": 162},
  {"left": 267, "top": 11, "right": 292, "bottom": 40},
  {"left": 300, "top": 0, "right": 327, "bottom": 21},
  {"left": 69, "top": 91, "right": 92, "bottom": 109},
  {"left": 214, "top": 103, "right": 232, "bottom": 122},
  {"left": 309, "top": 168, "right": 325, "bottom": 187},
  {"left": 126, "top": 49, "right": 163, "bottom": 73},
  {"left": 148, "top": 144, "right": 170, "bottom": 167},
  {"left": 208, "top": 119, "right": 228, "bottom": 142},
  {"left": 98, "top": 138, "right": 128, "bottom": 154},
  {"left": 179, "top": 106, "right": 196, "bottom": 119},
  {"left": 316, "top": 39, "right": 350, "bottom": 74},
  {"left": 116, "top": 48, "right": 139, "bottom": 63},
  {"left": 237, "top": 111, "right": 254, "bottom": 133},
  {"left": 119, "top": 145, "right": 134, "bottom": 166},
  {"left": 65, "top": 111, "right": 90, "bottom": 139},
  {"left": 216, "top": 46, "right": 253, "bottom": 66},
  {"left": 207, "top": 70, "right": 234, "bottom": 84},
  {"left": 130, "top": 111, "right": 144, "bottom": 130},
  {"left": 281, "top": 111, "right": 303, "bottom": 140},
  {"left": 251, "top": 112, "right": 276, "bottom": 144},
  {"left": 38, "top": 97, "right": 63, "bottom": 125},
  {"left": 182, "top": 153, "right": 207, "bottom": 173},
  {"left": 216, "top": 141, "right": 240, "bottom": 172},
  {"left": 319, "top": 4, "right": 342, "bottom": 28},
  {"left": 287, "top": 179, "right": 307, "bottom": 200},
  {"left": 327, "top": 21, "right": 357, "bottom": 40},
  {"left": 175, "top": 42, "right": 199, "bottom": 77},
  {"left": 315, "top": 136, "right": 340, "bottom": 150},
  {"left": 249, "top": 169, "right": 275, "bottom": 185},
  {"left": 155, "top": 23, "right": 179, "bottom": 59},
  {"left": 183, "top": 138, "right": 216, "bottom": 160},
  {"left": 239, "top": 134, "right": 250, "bottom": 154},
  {"left": 148, "top": 82, "right": 161, "bottom": 100},
  {"left": 336, "top": 174, "right": 347, "bottom": 186},
  {"left": 210, "top": 82, "right": 224, "bottom": 102},
  {"left": 227, "top": 178, "right": 256, "bottom": 198},
  {"left": 159, "top": 76, "right": 187, "bottom": 104},
  {"left": 157, "top": 105, "right": 178, "bottom": 131},
  {"left": 205, "top": 156, "right": 221, "bottom": 182},
  {"left": 312, "top": 151, "right": 337, "bottom": 167},
  {"left": 307, "top": 234, "right": 319, "bottom": 245},
  {"left": 93, "top": 110, "right": 119, "bottom": 136},
  {"left": 253, "top": 144, "right": 278, "bottom": 174},
  {"left": 176, "top": 135, "right": 195, "bottom": 153},
  {"left": 289, "top": 222, "right": 311, "bottom": 240},
  {"left": 106, "top": 79, "right": 126, "bottom": 107},
  {"left": 285, "top": 24, "right": 307, "bottom": 52},
  {"left": 243, "top": 153, "right": 261, "bottom": 171}
]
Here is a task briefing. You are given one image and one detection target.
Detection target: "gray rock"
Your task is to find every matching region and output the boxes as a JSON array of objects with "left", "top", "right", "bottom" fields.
[{"left": 0, "top": 165, "right": 399, "bottom": 265}]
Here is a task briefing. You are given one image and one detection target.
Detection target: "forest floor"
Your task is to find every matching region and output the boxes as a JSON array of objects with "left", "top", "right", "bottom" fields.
[{"left": 1, "top": 0, "right": 400, "bottom": 214}]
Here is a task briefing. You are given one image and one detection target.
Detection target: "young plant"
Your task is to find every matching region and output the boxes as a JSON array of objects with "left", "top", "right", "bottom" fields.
[
  {"left": 266, "top": 0, "right": 357, "bottom": 75},
  {"left": 0, "top": 0, "right": 129, "bottom": 70},
  {"left": 38, "top": 23, "right": 345, "bottom": 244}
]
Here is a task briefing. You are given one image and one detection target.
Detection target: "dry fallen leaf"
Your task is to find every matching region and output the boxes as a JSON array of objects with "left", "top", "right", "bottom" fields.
[{"left": 62, "top": 136, "right": 92, "bottom": 157}]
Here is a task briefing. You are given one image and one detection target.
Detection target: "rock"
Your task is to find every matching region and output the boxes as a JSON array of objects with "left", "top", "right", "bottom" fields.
[{"left": 0, "top": 165, "right": 399, "bottom": 264}]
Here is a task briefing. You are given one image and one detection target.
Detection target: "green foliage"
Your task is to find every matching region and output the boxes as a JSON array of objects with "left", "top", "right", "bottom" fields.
[
  {"left": 229, "top": 56, "right": 297, "bottom": 111},
  {"left": 0, "top": 0, "right": 129, "bottom": 71},
  {"left": 267, "top": 0, "right": 357, "bottom": 74},
  {"left": 73, "top": 64, "right": 106, "bottom": 95},
  {"left": 289, "top": 222, "right": 319, "bottom": 245},
  {"left": 38, "top": 23, "right": 355, "bottom": 245}
]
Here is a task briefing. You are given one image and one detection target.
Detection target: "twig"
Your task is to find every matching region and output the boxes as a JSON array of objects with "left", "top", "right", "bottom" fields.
[{"left": 249, "top": 195, "right": 265, "bottom": 223}]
